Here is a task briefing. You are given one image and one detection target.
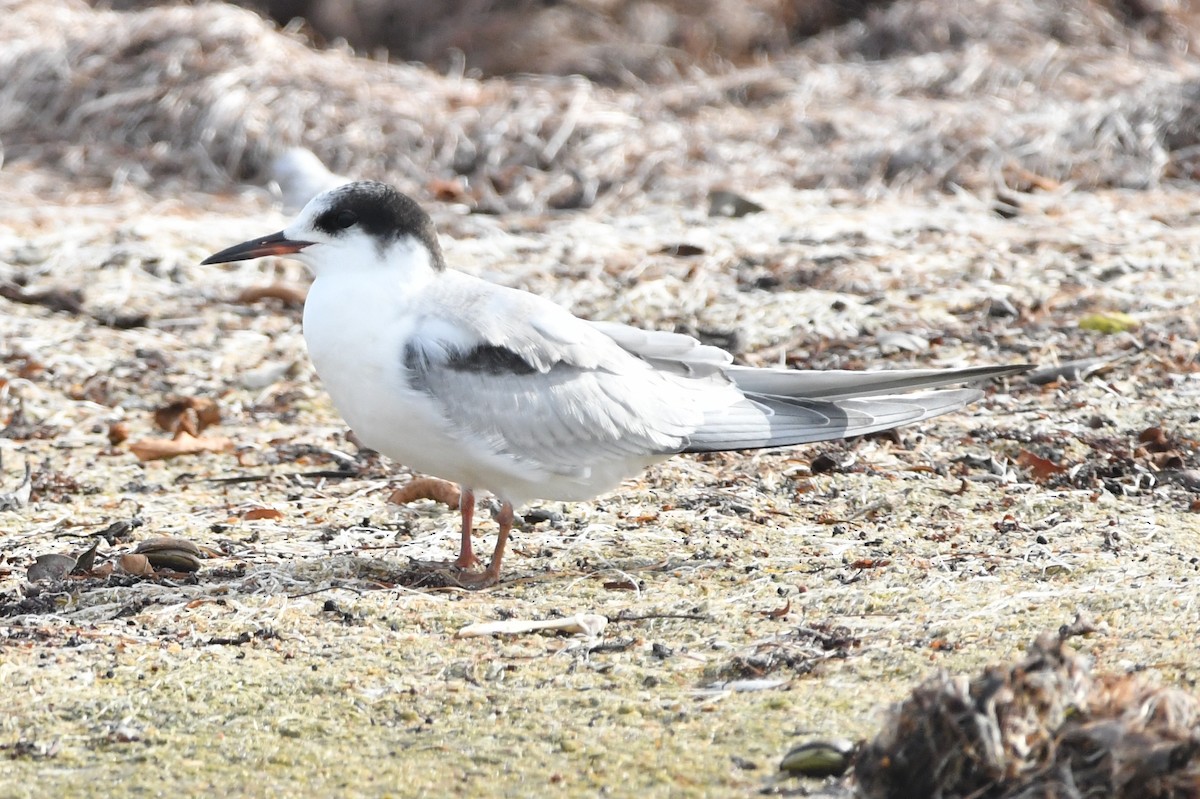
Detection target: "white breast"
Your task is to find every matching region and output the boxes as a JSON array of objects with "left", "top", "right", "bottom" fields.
[{"left": 302, "top": 271, "right": 464, "bottom": 474}]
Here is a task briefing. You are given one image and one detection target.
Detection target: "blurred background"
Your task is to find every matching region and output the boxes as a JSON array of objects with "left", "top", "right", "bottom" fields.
[{"left": 94, "top": 0, "right": 1199, "bottom": 81}]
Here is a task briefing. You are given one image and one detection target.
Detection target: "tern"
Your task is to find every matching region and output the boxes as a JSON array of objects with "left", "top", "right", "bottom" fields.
[{"left": 203, "top": 181, "right": 1027, "bottom": 587}]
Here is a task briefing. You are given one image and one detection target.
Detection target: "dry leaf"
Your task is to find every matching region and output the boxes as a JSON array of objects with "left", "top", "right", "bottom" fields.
[
  {"left": 1017, "top": 449, "right": 1069, "bottom": 483},
  {"left": 1137, "top": 426, "right": 1171, "bottom": 452},
  {"left": 1078, "top": 311, "right": 1139, "bottom": 334},
  {"left": 236, "top": 283, "right": 308, "bottom": 306},
  {"left": 129, "top": 431, "right": 234, "bottom": 462},
  {"left": 107, "top": 421, "right": 130, "bottom": 445},
  {"left": 72, "top": 540, "right": 100, "bottom": 574},
  {"left": 119, "top": 553, "right": 154, "bottom": 576},
  {"left": 0, "top": 282, "right": 84, "bottom": 314},
  {"left": 243, "top": 507, "right": 284, "bottom": 521},
  {"left": 154, "top": 397, "right": 221, "bottom": 436},
  {"left": 428, "top": 177, "right": 470, "bottom": 203},
  {"left": 388, "top": 477, "right": 461, "bottom": 508},
  {"left": 27, "top": 553, "right": 77, "bottom": 582},
  {"left": 133, "top": 536, "right": 203, "bottom": 567}
]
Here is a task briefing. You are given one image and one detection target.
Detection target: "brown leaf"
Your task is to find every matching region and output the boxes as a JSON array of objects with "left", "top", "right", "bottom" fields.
[
  {"left": 243, "top": 507, "right": 284, "bottom": 521},
  {"left": 657, "top": 243, "right": 705, "bottom": 257},
  {"left": 765, "top": 599, "right": 791, "bottom": 619},
  {"left": 0, "top": 282, "right": 84, "bottom": 314},
  {"left": 134, "top": 537, "right": 201, "bottom": 557},
  {"left": 118, "top": 553, "right": 154, "bottom": 576},
  {"left": 1138, "top": 426, "right": 1171, "bottom": 453},
  {"left": 1150, "top": 452, "right": 1184, "bottom": 470},
  {"left": 154, "top": 397, "right": 221, "bottom": 436},
  {"left": 428, "top": 177, "right": 471, "bottom": 203},
  {"left": 129, "top": 431, "right": 233, "bottom": 462},
  {"left": 388, "top": 477, "right": 461, "bottom": 509},
  {"left": 849, "top": 558, "right": 890, "bottom": 569},
  {"left": 1016, "top": 449, "right": 1068, "bottom": 483},
  {"left": 107, "top": 421, "right": 130, "bottom": 445},
  {"left": 133, "top": 537, "right": 203, "bottom": 572},
  {"left": 71, "top": 540, "right": 100, "bottom": 574},
  {"left": 235, "top": 283, "right": 308, "bottom": 306}
]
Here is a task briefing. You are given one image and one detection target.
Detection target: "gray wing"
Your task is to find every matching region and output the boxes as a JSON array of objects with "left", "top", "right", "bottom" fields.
[
  {"left": 411, "top": 276, "right": 1026, "bottom": 466},
  {"left": 403, "top": 340, "right": 708, "bottom": 477},
  {"left": 404, "top": 280, "right": 715, "bottom": 476}
]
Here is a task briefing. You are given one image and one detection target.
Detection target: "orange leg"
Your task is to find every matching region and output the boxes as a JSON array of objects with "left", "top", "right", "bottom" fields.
[
  {"left": 452, "top": 486, "right": 482, "bottom": 570},
  {"left": 456, "top": 501, "right": 513, "bottom": 589}
]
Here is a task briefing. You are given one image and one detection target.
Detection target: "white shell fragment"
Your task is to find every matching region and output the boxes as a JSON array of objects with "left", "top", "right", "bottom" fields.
[{"left": 455, "top": 613, "right": 608, "bottom": 638}]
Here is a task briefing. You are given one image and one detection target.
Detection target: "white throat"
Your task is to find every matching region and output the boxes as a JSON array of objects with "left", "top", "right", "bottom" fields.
[{"left": 293, "top": 229, "right": 440, "bottom": 292}]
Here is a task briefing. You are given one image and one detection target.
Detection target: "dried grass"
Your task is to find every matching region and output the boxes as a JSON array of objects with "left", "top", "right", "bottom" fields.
[
  {"left": 857, "top": 629, "right": 1200, "bottom": 798},
  {"left": 4, "top": 0, "right": 1200, "bottom": 212}
]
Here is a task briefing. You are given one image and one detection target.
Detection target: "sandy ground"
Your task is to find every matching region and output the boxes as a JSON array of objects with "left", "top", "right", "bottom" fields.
[
  {"left": 3, "top": 0, "right": 1200, "bottom": 793},
  {"left": 3, "top": 175, "right": 1200, "bottom": 796}
]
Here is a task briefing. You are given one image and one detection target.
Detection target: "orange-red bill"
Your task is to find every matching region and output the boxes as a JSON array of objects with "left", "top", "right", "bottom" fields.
[{"left": 201, "top": 231, "right": 313, "bottom": 265}]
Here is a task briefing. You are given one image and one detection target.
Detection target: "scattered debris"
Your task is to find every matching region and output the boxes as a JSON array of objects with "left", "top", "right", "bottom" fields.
[
  {"left": 0, "top": 462, "right": 32, "bottom": 511},
  {"left": 455, "top": 613, "right": 608, "bottom": 639},
  {"left": 854, "top": 626, "right": 1200, "bottom": 798},
  {"left": 132, "top": 537, "right": 203, "bottom": 573},
  {"left": 388, "top": 477, "right": 461, "bottom": 509},
  {"left": 708, "top": 190, "right": 764, "bottom": 218},
  {"left": 1017, "top": 448, "right": 1070, "bottom": 483},
  {"left": 0, "top": 282, "right": 84, "bottom": 314},
  {"left": 242, "top": 507, "right": 285, "bottom": 522},
  {"left": 154, "top": 397, "right": 221, "bottom": 437},
  {"left": 1025, "top": 353, "right": 1127, "bottom": 384},
  {"left": 1079, "top": 311, "right": 1140, "bottom": 334},
  {"left": 779, "top": 738, "right": 856, "bottom": 779},
  {"left": 26, "top": 553, "right": 76, "bottom": 582},
  {"left": 235, "top": 284, "right": 308, "bottom": 307},
  {"left": 129, "top": 431, "right": 234, "bottom": 462}
]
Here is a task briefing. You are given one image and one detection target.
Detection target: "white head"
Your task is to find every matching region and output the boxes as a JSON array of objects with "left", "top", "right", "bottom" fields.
[{"left": 202, "top": 181, "right": 445, "bottom": 280}]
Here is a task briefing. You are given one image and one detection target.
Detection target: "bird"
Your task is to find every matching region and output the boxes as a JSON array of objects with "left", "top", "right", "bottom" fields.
[
  {"left": 203, "top": 181, "right": 1028, "bottom": 588},
  {"left": 268, "top": 147, "right": 351, "bottom": 212}
]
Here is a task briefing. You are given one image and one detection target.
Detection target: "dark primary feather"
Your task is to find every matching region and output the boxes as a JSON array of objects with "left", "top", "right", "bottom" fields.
[{"left": 723, "top": 364, "right": 1024, "bottom": 400}]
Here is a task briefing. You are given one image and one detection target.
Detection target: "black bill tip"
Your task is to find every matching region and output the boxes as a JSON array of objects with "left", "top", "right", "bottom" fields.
[{"left": 201, "top": 231, "right": 313, "bottom": 265}]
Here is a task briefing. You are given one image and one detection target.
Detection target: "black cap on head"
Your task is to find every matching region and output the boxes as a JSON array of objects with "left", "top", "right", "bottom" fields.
[{"left": 312, "top": 181, "right": 445, "bottom": 270}]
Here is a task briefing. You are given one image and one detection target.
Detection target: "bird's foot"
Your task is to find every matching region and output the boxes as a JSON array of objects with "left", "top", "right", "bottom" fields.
[
  {"left": 451, "top": 565, "right": 501, "bottom": 590},
  {"left": 407, "top": 555, "right": 495, "bottom": 589}
]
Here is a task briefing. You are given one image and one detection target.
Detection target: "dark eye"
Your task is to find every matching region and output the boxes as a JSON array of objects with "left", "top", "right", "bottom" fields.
[{"left": 333, "top": 210, "right": 358, "bottom": 229}]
